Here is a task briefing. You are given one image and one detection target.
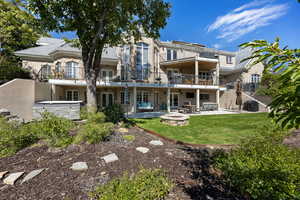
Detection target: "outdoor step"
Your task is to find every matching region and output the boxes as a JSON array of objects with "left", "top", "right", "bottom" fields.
[
  {"left": 149, "top": 140, "right": 164, "bottom": 146},
  {"left": 3, "top": 172, "right": 24, "bottom": 185},
  {"left": 101, "top": 153, "right": 119, "bottom": 163},
  {"left": 70, "top": 162, "right": 88, "bottom": 171},
  {"left": 136, "top": 147, "right": 150, "bottom": 154}
]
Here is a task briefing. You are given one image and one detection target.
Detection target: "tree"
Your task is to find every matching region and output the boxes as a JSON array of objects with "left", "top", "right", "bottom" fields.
[
  {"left": 240, "top": 38, "right": 300, "bottom": 129},
  {"left": 0, "top": 0, "right": 45, "bottom": 80},
  {"left": 26, "top": 0, "right": 171, "bottom": 111}
]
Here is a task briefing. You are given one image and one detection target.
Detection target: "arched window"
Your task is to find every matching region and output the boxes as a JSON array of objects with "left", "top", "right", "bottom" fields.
[
  {"left": 41, "top": 64, "right": 51, "bottom": 79},
  {"left": 136, "top": 42, "right": 149, "bottom": 80},
  {"left": 65, "top": 61, "right": 79, "bottom": 79},
  {"left": 251, "top": 74, "right": 260, "bottom": 83}
]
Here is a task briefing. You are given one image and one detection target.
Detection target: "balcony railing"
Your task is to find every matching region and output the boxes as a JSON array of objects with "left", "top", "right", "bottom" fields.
[{"left": 40, "top": 67, "right": 217, "bottom": 86}]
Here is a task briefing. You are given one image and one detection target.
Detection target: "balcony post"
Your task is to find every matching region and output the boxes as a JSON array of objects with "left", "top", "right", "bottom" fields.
[
  {"left": 195, "top": 56, "right": 199, "bottom": 84},
  {"left": 133, "top": 86, "right": 137, "bottom": 113},
  {"left": 196, "top": 89, "right": 200, "bottom": 112},
  {"left": 167, "top": 87, "right": 171, "bottom": 113}
]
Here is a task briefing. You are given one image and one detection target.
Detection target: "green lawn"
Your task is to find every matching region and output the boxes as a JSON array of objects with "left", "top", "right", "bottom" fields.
[{"left": 135, "top": 113, "right": 271, "bottom": 145}]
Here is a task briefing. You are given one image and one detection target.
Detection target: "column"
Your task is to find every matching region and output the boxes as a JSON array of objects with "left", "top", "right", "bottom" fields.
[
  {"left": 51, "top": 84, "right": 55, "bottom": 101},
  {"left": 167, "top": 88, "right": 171, "bottom": 113},
  {"left": 195, "top": 56, "right": 199, "bottom": 84},
  {"left": 133, "top": 86, "right": 137, "bottom": 113},
  {"left": 196, "top": 89, "right": 200, "bottom": 112},
  {"left": 216, "top": 89, "right": 220, "bottom": 110}
]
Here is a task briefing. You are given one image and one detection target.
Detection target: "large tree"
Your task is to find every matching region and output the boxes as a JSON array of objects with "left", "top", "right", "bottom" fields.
[
  {"left": 26, "top": 0, "right": 171, "bottom": 111},
  {"left": 240, "top": 38, "right": 300, "bottom": 129},
  {"left": 0, "top": 0, "right": 46, "bottom": 80}
]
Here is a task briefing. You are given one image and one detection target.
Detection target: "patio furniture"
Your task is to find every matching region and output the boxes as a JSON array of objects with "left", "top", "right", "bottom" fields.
[
  {"left": 202, "top": 102, "right": 218, "bottom": 111},
  {"left": 137, "top": 102, "right": 154, "bottom": 112}
]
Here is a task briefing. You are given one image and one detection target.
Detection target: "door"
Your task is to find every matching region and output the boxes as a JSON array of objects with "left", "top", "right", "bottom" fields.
[
  {"left": 102, "top": 70, "right": 113, "bottom": 82},
  {"left": 170, "top": 93, "right": 179, "bottom": 107},
  {"left": 101, "top": 92, "right": 114, "bottom": 107}
]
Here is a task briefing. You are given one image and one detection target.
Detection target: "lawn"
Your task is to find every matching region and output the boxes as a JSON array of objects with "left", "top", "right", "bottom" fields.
[{"left": 135, "top": 113, "right": 271, "bottom": 145}]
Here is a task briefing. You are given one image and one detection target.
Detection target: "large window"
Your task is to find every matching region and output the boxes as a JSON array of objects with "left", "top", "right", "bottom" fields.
[
  {"left": 101, "top": 69, "right": 113, "bottom": 82},
  {"left": 65, "top": 61, "right": 79, "bottom": 79},
  {"left": 226, "top": 56, "right": 233, "bottom": 64},
  {"left": 55, "top": 62, "right": 62, "bottom": 72},
  {"left": 66, "top": 90, "right": 79, "bottom": 101},
  {"left": 137, "top": 91, "right": 149, "bottom": 104},
  {"left": 251, "top": 74, "right": 260, "bottom": 83},
  {"left": 167, "top": 49, "right": 177, "bottom": 61},
  {"left": 121, "top": 46, "right": 131, "bottom": 81},
  {"left": 136, "top": 42, "right": 149, "bottom": 80},
  {"left": 41, "top": 64, "right": 52, "bottom": 79},
  {"left": 120, "top": 91, "right": 130, "bottom": 105}
]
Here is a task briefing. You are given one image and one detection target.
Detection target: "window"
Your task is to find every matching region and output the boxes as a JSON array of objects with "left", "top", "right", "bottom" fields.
[
  {"left": 41, "top": 64, "right": 52, "bottom": 79},
  {"left": 167, "top": 49, "right": 177, "bottom": 61},
  {"left": 170, "top": 93, "right": 179, "bottom": 107},
  {"left": 186, "top": 92, "right": 195, "bottom": 99},
  {"left": 226, "top": 56, "right": 233, "bottom": 64},
  {"left": 120, "top": 91, "right": 130, "bottom": 105},
  {"left": 136, "top": 42, "right": 149, "bottom": 80},
  {"left": 251, "top": 74, "right": 260, "bottom": 83},
  {"left": 200, "top": 94, "right": 209, "bottom": 101},
  {"left": 199, "top": 72, "right": 212, "bottom": 80},
  {"left": 66, "top": 90, "right": 79, "bottom": 101},
  {"left": 102, "top": 92, "right": 113, "bottom": 107},
  {"left": 55, "top": 62, "right": 61, "bottom": 72},
  {"left": 137, "top": 91, "right": 149, "bottom": 103},
  {"left": 101, "top": 69, "right": 113, "bottom": 82},
  {"left": 65, "top": 61, "right": 79, "bottom": 79}
]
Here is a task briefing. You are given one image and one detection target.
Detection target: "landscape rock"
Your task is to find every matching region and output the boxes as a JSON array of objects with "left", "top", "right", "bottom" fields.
[
  {"left": 149, "top": 140, "right": 164, "bottom": 146},
  {"left": 70, "top": 162, "right": 88, "bottom": 171},
  {"left": 21, "top": 169, "right": 46, "bottom": 184},
  {"left": 0, "top": 171, "right": 8, "bottom": 179},
  {"left": 136, "top": 147, "right": 150, "bottom": 154},
  {"left": 3, "top": 172, "right": 24, "bottom": 185},
  {"left": 101, "top": 153, "right": 119, "bottom": 163}
]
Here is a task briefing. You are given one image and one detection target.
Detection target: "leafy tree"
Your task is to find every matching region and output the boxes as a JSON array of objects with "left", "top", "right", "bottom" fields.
[
  {"left": 0, "top": 0, "right": 45, "bottom": 80},
  {"left": 240, "top": 38, "right": 300, "bottom": 129},
  {"left": 26, "top": 0, "right": 171, "bottom": 111}
]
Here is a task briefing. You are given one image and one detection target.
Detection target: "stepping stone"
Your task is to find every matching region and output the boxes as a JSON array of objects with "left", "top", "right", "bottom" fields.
[
  {"left": 70, "top": 162, "right": 88, "bottom": 171},
  {"left": 149, "top": 140, "right": 164, "bottom": 146},
  {"left": 21, "top": 169, "right": 46, "bottom": 184},
  {"left": 0, "top": 171, "right": 8, "bottom": 179},
  {"left": 3, "top": 172, "right": 24, "bottom": 185},
  {"left": 101, "top": 153, "right": 119, "bottom": 163},
  {"left": 136, "top": 147, "right": 149, "bottom": 154},
  {"left": 118, "top": 128, "right": 128, "bottom": 133}
]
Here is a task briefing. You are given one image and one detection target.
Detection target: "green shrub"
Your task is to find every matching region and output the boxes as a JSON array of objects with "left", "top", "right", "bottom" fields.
[
  {"left": 27, "top": 112, "right": 75, "bottom": 147},
  {"left": 103, "top": 104, "right": 125, "bottom": 124},
  {"left": 80, "top": 106, "right": 89, "bottom": 120},
  {"left": 89, "top": 168, "right": 173, "bottom": 200},
  {"left": 0, "top": 117, "right": 38, "bottom": 157},
  {"left": 74, "top": 122, "right": 113, "bottom": 144},
  {"left": 87, "top": 112, "right": 106, "bottom": 123},
  {"left": 215, "top": 127, "right": 300, "bottom": 200}
]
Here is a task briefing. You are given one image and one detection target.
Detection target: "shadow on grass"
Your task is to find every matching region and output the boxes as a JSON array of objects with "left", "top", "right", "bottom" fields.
[{"left": 179, "top": 146, "right": 246, "bottom": 200}]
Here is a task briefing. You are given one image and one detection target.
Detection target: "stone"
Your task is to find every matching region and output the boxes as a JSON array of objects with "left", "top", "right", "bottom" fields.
[
  {"left": 0, "top": 171, "right": 8, "bottom": 179},
  {"left": 21, "top": 169, "right": 46, "bottom": 184},
  {"left": 149, "top": 140, "right": 164, "bottom": 146},
  {"left": 136, "top": 147, "right": 150, "bottom": 154},
  {"left": 118, "top": 128, "right": 128, "bottom": 133},
  {"left": 3, "top": 172, "right": 24, "bottom": 185},
  {"left": 70, "top": 162, "right": 88, "bottom": 171},
  {"left": 101, "top": 153, "right": 119, "bottom": 163}
]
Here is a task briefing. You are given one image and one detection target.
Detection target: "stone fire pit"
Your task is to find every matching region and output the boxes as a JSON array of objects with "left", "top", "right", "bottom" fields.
[{"left": 160, "top": 113, "right": 189, "bottom": 126}]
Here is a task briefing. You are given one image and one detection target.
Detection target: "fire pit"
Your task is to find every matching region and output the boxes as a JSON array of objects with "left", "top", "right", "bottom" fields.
[{"left": 160, "top": 113, "right": 189, "bottom": 126}]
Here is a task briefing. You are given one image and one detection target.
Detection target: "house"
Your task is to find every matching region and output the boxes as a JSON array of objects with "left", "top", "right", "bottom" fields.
[{"left": 0, "top": 36, "right": 268, "bottom": 121}]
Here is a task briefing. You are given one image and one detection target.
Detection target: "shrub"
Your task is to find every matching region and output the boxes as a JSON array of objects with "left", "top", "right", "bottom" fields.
[
  {"left": 80, "top": 106, "right": 89, "bottom": 120},
  {"left": 122, "top": 135, "right": 135, "bottom": 142},
  {"left": 89, "top": 168, "right": 173, "bottom": 200},
  {"left": 27, "top": 112, "right": 75, "bottom": 147},
  {"left": 103, "top": 104, "right": 125, "bottom": 124},
  {"left": 74, "top": 122, "right": 113, "bottom": 144},
  {"left": 215, "top": 127, "right": 300, "bottom": 200},
  {"left": 87, "top": 112, "right": 106, "bottom": 123},
  {"left": 0, "top": 117, "right": 38, "bottom": 157}
]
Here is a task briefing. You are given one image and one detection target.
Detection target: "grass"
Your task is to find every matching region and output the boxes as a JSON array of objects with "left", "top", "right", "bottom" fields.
[{"left": 135, "top": 113, "right": 272, "bottom": 145}]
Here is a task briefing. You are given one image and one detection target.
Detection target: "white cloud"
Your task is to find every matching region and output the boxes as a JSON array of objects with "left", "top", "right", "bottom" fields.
[
  {"left": 213, "top": 43, "right": 221, "bottom": 49},
  {"left": 208, "top": 1, "right": 288, "bottom": 42}
]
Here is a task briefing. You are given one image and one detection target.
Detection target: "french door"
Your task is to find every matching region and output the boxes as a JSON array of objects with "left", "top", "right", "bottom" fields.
[
  {"left": 170, "top": 93, "right": 179, "bottom": 107},
  {"left": 101, "top": 92, "right": 114, "bottom": 107},
  {"left": 101, "top": 70, "right": 113, "bottom": 82}
]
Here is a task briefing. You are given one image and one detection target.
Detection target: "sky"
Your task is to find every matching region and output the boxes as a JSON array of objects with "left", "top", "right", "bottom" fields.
[{"left": 51, "top": 0, "right": 300, "bottom": 52}]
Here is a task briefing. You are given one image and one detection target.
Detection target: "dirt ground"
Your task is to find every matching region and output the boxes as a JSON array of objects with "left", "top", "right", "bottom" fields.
[{"left": 0, "top": 126, "right": 244, "bottom": 200}]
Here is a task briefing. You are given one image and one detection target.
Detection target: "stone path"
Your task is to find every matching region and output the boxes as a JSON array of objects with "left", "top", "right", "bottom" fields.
[{"left": 0, "top": 139, "right": 164, "bottom": 187}]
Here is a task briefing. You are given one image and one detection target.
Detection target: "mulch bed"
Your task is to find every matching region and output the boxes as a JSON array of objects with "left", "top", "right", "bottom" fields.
[
  {"left": 283, "top": 129, "right": 300, "bottom": 149},
  {"left": 0, "top": 126, "right": 244, "bottom": 200}
]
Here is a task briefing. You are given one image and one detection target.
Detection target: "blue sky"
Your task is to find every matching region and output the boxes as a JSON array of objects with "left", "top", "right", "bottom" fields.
[{"left": 51, "top": 0, "right": 300, "bottom": 52}]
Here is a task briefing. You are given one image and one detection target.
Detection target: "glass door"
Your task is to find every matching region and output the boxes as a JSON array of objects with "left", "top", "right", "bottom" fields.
[
  {"left": 101, "top": 92, "right": 114, "bottom": 107},
  {"left": 170, "top": 93, "right": 179, "bottom": 107}
]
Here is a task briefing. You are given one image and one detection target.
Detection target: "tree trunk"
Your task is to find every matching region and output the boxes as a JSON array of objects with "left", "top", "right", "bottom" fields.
[{"left": 86, "top": 75, "right": 97, "bottom": 112}]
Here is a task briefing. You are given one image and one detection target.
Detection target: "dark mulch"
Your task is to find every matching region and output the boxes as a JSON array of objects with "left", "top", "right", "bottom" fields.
[
  {"left": 0, "top": 126, "right": 244, "bottom": 200},
  {"left": 283, "top": 129, "right": 300, "bottom": 149}
]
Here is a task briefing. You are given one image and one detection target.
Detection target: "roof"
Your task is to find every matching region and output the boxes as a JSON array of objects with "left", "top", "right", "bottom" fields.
[{"left": 15, "top": 37, "right": 118, "bottom": 60}]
